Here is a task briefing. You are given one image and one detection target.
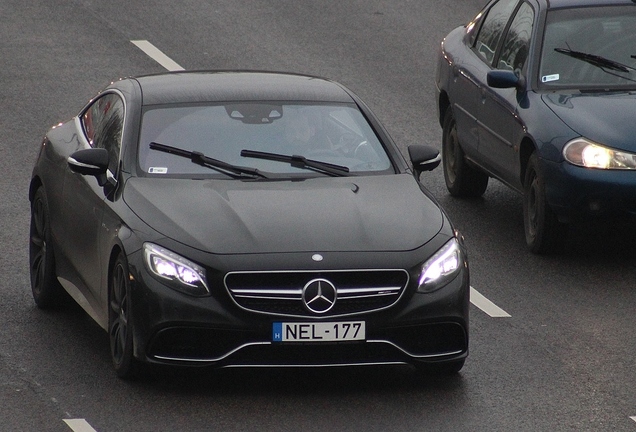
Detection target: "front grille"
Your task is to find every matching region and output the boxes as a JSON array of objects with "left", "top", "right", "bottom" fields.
[{"left": 225, "top": 270, "right": 409, "bottom": 317}]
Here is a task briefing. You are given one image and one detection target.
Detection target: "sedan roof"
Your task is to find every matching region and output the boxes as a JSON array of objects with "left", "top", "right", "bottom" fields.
[
  {"left": 130, "top": 71, "right": 356, "bottom": 106},
  {"left": 547, "top": 0, "right": 636, "bottom": 9}
]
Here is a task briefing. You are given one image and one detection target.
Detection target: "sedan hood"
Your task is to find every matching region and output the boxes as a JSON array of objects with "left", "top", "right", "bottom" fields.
[
  {"left": 124, "top": 174, "right": 443, "bottom": 254},
  {"left": 542, "top": 92, "right": 636, "bottom": 150}
]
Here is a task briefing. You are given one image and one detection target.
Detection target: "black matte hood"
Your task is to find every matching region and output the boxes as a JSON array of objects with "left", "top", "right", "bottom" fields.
[{"left": 124, "top": 174, "right": 444, "bottom": 254}]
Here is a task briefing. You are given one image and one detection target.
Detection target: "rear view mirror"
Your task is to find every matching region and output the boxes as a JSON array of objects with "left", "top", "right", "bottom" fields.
[
  {"left": 487, "top": 70, "right": 526, "bottom": 89},
  {"left": 68, "top": 148, "right": 110, "bottom": 186},
  {"left": 408, "top": 145, "right": 441, "bottom": 178}
]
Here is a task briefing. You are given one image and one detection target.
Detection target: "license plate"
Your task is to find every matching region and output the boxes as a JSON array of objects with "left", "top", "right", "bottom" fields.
[{"left": 272, "top": 321, "right": 365, "bottom": 342}]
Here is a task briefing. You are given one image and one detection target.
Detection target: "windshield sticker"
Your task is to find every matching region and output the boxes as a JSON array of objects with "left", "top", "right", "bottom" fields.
[
  {"left": 148, "top": 167, "right": 168, "bottom": 174},
  {"left": 541, "top": 74, "right": 560, "bottom": 83}
]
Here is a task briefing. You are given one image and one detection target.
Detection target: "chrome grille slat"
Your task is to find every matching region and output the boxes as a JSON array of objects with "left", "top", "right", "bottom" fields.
[
  {"left": 231, "top": 288, "right": 302, "bottom": 296},
  {"left": 225, "top": 269, "right": 409, "bottom": 318}
]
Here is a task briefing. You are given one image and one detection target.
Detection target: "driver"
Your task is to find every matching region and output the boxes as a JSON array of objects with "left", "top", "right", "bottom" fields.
[{"left": 281, "top": 108, "right": 330, "bottom": 155}]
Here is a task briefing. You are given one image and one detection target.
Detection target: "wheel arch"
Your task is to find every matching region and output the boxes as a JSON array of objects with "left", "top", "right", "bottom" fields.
[
  {"left": 108, "top": 245, "right": 124, "bottom": 282},
  {"left": 29, "top": 176, "right": 43, "bottom": 202},
  {"left": 438, "top": 91, "right": 451, "bottom": 129},
  {"left": 519, "top": 137, "right": 538, "bottom": 187}
]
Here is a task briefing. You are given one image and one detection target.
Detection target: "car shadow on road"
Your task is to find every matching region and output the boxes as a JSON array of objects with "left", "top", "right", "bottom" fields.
[{"left": 137, "top": 363, "right": 467, "bottom": 397}]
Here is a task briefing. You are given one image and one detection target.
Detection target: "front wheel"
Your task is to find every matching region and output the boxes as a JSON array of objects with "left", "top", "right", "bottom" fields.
[
  {"left": 109, "top": 253, "right": 141, "bottom": 379},
  {"left": 523, "top": 153, "right": 567, "bottom": 254},
  {"left": 442, "top": 109, "right": 489, "bottom": 197},
  {"left": 29, "top": 187, "right": 65, "bottom": 308}
]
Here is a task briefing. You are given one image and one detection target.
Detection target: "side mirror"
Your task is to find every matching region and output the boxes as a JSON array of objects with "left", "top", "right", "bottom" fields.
[
  {"left": 408, "top": 145, "right": 441, "bottom": 178},
  {"left": 487, "top": 70, "right": 526, "bottom": 89},
  {"left": 68, "top": 148, "right": 110, "bottom": 186}
]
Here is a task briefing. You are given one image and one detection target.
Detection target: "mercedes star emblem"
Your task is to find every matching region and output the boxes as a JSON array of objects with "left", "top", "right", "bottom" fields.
[{"left": 302, "top": 278, "right": 337, "bottom": 314}]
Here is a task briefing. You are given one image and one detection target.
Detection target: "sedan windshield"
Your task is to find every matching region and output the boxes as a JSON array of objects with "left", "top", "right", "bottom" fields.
[
  {"left": 539, "top": 5, "right": 636, "bottom": 90},
  {"left": 138, "top": 102, "right": 392, "bottom": 177}
]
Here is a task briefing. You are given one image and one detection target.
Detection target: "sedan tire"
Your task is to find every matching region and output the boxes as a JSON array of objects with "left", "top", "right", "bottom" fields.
[
  {"left": 109, "top": 253, "right": 140, "bottom": 379},
  {"left": 29, "top": 187, "right": 66, "bottom": 308},
  {"left": 442, "top": 109, "right": 489, "bottom": 198},
  {"left": 523, "top": 153, "right": 567, "bottom": 254}
]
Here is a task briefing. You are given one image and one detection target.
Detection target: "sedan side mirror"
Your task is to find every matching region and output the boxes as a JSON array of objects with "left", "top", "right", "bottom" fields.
[
  {"left": 408, "top": 145, "right": 441, "bottom": 178},
  {"left": 487, "top": 70, "right": 526, "bottom": 90},
  {"left": 68, "top": 148, "right": 110, "bottom": 186}
]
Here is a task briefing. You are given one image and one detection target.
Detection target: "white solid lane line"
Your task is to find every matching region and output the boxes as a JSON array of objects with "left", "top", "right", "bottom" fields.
[
  {"left": 64, "top": 419, "right": 98, "bottom": 432},
  {"left": 470, "top": 287, "right": 511, "bottom": 318},
  {"left": 131, "top": 40, "right": 185, "bottom": 71}
]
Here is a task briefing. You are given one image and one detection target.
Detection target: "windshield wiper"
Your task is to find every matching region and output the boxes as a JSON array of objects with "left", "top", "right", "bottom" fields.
[
  {"left": 240, "top": 149, "right": 350, "bottom": 177},
  {"left": 149, "top": 142, "right": 268, "bottom": 179},
  {"left": 555, "top": 48, "right": 632, "bottom": 73}
]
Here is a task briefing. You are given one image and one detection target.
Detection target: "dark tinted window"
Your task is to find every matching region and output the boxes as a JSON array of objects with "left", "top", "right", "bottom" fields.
[
  {"left": 497, "top": 2, "right": 534, "bottom": 72},
  {"left": 474, "top": 0, "right": 519, "bottom": 64},
  {"left": 138, "top": 103, "right": 392, "bottom": 177},
  {"left": 82, "top": 93, "right": 124, "bottom": 174}
]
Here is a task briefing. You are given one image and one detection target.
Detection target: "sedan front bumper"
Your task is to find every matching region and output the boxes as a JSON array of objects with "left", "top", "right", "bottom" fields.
[{"left": 126, "top": 247, "right": 469, "bottom": 370}]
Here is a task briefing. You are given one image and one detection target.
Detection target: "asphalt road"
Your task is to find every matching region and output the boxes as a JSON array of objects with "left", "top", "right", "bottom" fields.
[{"left": 2, "top": 0, "right": 636, "bottom": 431}]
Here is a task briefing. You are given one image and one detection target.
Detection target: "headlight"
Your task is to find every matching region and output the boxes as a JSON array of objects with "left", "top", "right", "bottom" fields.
[
  {"left": 143, "top": 243, "right": 210, "bottom": 296},
  {"left": 563, "top": 138, "right": 636, "bottom": 170},
  {"left": 418, "top": 238, "right": 463, "bottom": 293}
]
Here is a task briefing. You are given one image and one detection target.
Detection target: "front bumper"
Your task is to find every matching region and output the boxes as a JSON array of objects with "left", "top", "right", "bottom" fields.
[
  {"left": 126, "top": 247, "right": 469, "bottom": 370},
  {"left": 542, "top": 158, "right": 636, "bottom": 222}
]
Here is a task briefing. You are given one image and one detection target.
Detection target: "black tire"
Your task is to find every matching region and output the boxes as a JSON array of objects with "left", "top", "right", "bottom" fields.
[
  {"left": 29, "top": 187, "right": 65, "bottom": 308},
  {"left": 416, "top": 359, "right": 465, "bottom": 376},
  {"left": 109, "top": 253, "right": 140, "bottom": 379},
  {"left": 523, "top": 153, "right": 567, "bottom": 254},
  {"left": 442, "top": 109, "right": 489, "bottom": 197}
]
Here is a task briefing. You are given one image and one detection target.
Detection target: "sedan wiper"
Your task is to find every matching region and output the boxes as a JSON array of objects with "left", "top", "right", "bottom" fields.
[
  {"left": 240, "top": 149, "right": 350, "bottom": 177},
  {"left": 149, "top": 142, "right": 268, "bottom": 179},
  {"left": 555, "top": 48, "right": 632, "bottom": 73}
]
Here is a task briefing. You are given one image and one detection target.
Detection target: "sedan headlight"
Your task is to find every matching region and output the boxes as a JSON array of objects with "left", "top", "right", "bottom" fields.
[
  {"left": 418, "top": 238, "right": 463, "bottom": 293},
  {"left": 563, "top": 138, "right": 636, "bottom": 170},
  {"left": 143, "top": 243, "right": 210, "bottom": 296}
]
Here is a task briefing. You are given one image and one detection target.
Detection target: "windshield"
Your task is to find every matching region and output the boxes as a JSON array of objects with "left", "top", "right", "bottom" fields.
[
  {"left": 539, "top": 5, "right": 636, "bottom": 90},
  {"left": 138, "top": 102, "right": 393, "bottom": 177}
]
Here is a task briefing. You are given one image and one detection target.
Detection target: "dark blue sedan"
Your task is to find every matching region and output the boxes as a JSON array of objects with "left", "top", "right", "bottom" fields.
[{"left": 436, "top": 0, "right": 636, "bottom": 253}]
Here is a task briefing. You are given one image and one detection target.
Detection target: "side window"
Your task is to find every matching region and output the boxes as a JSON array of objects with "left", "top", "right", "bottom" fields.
[
  {"left": 81, "top": 93, "right": 124, "bottom": 175},
  {"left": 474, "top": 0, "right": 520, "bottom": 64},
  {"left": 498, "top": 2, "right": 534, "bottom": 72}
]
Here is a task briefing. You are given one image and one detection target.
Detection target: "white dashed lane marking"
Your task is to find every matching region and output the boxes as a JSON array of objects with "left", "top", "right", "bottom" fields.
[
  {"left": 64, "top": 419, "right": 98, "bottom": 432},
  {"left": 470, "top": 287, "right": 511, "bottom": 318},
  {"left": 131, "top": 40, "right": 185, "bottom": 71}
]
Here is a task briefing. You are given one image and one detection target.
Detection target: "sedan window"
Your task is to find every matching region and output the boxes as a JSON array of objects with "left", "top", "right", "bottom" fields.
[
  {"left": 497, "top": 2, "right": 534, "bottom": 73},
  {"left": 138, "top": 103, "right": 393, "bottom": 177},
  {"left": 81, "top": 93, "right": 124, "bottom": 176},
  {"left": 539, "top": 6, "right": 636, "bottom": 89},
  {"left": 474, "top": 0, "right": 520, "bottom": 65}
]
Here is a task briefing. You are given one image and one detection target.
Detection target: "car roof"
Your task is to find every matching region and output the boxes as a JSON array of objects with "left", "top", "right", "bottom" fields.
[
  {"left": 128, "top": 71, "right": 357, "bottom": 106},
  {"left": 546, "top": 0, "right": 636, "bottom": 9}
]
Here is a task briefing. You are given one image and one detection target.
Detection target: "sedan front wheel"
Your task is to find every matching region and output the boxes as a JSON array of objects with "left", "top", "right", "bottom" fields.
[
  {"left": 109, "top": 253, "right": 141, "bottom": 379},
  {"left": 29, "top": 187, "right": 65, "bottom": 308},
  {"left": 523, "top": 153, "right": 567, "bottom": 254}
]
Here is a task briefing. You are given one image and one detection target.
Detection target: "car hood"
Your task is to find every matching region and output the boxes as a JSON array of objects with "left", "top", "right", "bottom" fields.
[
  {"left": 542, "top": 92, "right": 636, "bottom": 150},
  {"left": 123, "top": 174, "right": 444, "bottom": 254}
]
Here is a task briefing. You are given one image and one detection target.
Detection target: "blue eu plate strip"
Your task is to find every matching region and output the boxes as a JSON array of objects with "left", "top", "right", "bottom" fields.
[{"left": 272, "top": 322, "right": 283, "bottom": 342}]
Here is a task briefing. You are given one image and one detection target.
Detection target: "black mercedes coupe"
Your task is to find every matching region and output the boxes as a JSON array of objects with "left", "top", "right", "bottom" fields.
[{"left": 29, "top": 71, "right": 469, "bottom": 379}]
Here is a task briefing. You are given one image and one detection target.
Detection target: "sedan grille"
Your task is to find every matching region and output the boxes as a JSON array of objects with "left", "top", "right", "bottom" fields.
[{"left": 225, "top": 270, "right": 409, "bottom": 317}]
